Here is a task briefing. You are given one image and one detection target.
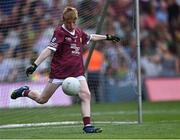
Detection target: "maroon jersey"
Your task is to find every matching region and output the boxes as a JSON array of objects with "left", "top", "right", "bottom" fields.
[{"left": 47, "top": 25, "right": 90, "bottom": 79}]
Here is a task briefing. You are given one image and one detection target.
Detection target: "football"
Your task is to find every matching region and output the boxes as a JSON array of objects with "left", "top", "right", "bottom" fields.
[{"left": 62, "top": 77, "right": 81, "bottom": 96}]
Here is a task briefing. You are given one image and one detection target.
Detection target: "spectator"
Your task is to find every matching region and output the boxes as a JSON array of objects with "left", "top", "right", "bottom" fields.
[
  {"left": 0, "top": 32, "right": 9, "bottom": 52},
  {"left": 0, "top": 51, "right": 16, "bottom": 82},
  {"left": 13, "top": 46, "right": 30, "bottom": 82},
  {"left": 149, "top": 42, "right": 179, "bottom": 76},
  {"left": 33, "top": 19, "right": 54, "bottom": 54},
  {"left": 155, "top": 0, "right": 168, "bottom": 23},
  {"left": 77, "top": 0, "right": 99, "bottom": 30},
  {"left": 4, "top": 27, "right": 21, "bottom": 50}
]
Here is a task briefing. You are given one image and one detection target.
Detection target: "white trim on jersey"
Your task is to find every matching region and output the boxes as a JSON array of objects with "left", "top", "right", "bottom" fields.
[
  {"left": 87, "top": 34, "right": 93, "bottom": 44},
  {"left": 47, "top": 25, "right": 91, "bottom": 52},
  {"left": 62, "top": 24, "right": 91, "bottom": 44},
  {"left": 62, "top": 24, "right": 75, "bottom": 36},
  {"left": 47, "top": 46, "right": 56, "bottom": 52},
  {"left": 47, "top": 42, "right": 58, "bottom": 51}
]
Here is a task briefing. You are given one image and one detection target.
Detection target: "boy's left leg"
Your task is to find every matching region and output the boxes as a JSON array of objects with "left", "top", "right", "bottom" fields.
[{"left": 78, "top": 79, "right": 102, "bottom": 133}]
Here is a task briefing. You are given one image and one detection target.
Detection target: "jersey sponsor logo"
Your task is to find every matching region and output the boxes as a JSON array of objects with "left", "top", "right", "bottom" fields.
[
  {"left": 65, "top": 37, "right": 72, "bottom": 42},
  {"left": 70, "top": 44, "right": 80, "bottom": 56}
]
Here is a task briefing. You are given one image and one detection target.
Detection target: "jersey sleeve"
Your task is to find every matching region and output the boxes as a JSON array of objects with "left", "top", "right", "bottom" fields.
[
  {"left": 47, "top": 29, "right": 64, "bottom": 52},
  {"left": 81, "top": 30, "right": 91, "bottom": 45}
]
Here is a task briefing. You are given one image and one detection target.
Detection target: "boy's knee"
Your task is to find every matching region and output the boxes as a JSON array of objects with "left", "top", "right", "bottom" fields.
[
  {"left": 37, "top": 98, "right": 48, "bottom": 104},
  {"left": 80, "top": 92, "right": 91, "bottom": 101}
]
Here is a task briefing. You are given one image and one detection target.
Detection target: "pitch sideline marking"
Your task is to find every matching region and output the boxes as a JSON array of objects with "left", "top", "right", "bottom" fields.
[
  {"left": 49, "top": 110, "right": 180, "bottom": 117},
  {"left": 0, "top": 121, "right": 138, "bottom": 129},
  {"left": 1, "top": 109, "right": 180, "bottom": 129}
]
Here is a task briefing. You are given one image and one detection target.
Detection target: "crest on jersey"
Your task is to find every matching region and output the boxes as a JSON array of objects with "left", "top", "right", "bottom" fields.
[{"left": 65, "top": 37, "right": 72, "bottom": 42}]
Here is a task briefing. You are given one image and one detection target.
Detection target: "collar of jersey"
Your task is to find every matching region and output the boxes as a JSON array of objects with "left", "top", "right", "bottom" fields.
[{"left": 62, "top": 24, "right": 75, "bottom": 36}]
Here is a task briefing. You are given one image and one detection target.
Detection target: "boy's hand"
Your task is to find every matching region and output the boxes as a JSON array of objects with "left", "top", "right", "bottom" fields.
[
  {"left": 26, "top": 63, "right": 37, "bottom": 77},
  {"left": 106, "top": 34, "right": 121, "bottom": 42}
]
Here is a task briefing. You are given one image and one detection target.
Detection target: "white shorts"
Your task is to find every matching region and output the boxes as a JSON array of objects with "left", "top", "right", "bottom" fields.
[{"left": 49, "top": 76, "right": 86, "bottom": 85}]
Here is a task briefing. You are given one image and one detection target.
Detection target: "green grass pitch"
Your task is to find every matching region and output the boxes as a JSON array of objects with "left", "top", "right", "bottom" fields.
[{"left": 0, "top": 101, "right": 180, "bottom": 139}]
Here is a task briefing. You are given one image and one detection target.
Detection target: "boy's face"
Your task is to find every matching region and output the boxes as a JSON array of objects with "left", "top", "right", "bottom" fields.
[{"left": 64, "top": 19, "right": 76, "bottom": 32}]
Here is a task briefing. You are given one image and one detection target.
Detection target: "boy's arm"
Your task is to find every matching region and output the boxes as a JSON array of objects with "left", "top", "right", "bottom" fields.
[
  {"left": 26, "top": 48, "right": 53, "bottom": 77},
  {"left": 90, "top": 34, "right": 120, "bottom": 42},
  {"left": 34, "top": 48, "right": 53, "bottom": 66}
]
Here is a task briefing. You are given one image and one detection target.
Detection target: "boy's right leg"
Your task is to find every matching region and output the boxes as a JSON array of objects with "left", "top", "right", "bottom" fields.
[{"left": 11, "top": 82, "right": 60, "bottom": 104}]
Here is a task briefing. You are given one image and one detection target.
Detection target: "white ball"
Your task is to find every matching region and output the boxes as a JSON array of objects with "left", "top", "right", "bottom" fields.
[{"left": 62, "top": 77, "right": 81, "bottom": 96}]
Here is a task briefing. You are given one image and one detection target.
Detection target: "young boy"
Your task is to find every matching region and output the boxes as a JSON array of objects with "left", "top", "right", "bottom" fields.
[{"left": 11, "top": 6, "right": 120, "bottom": 133}]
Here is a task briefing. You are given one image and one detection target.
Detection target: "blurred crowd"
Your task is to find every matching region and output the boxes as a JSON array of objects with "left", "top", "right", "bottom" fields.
[{"left": 0, "top": 0, "right": 179, "bottom": 83}]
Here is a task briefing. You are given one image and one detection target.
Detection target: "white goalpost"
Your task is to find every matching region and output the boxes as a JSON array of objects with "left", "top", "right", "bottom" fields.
[{"left": 135, "top": 0, "right": 143, "bottom": 124}]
